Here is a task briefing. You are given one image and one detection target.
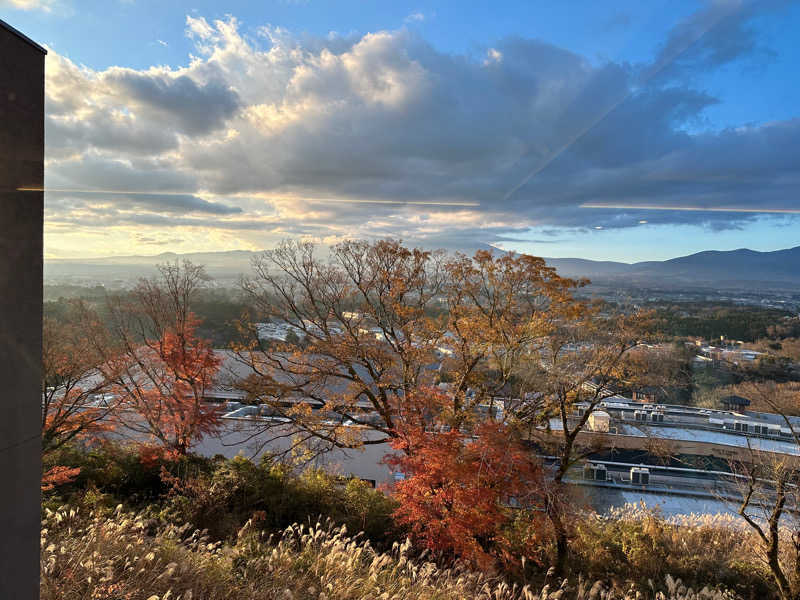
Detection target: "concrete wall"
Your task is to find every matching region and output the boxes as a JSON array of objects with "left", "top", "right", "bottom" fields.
[{"left": 0, "top": 20, "right": 45, "bottom": 600}]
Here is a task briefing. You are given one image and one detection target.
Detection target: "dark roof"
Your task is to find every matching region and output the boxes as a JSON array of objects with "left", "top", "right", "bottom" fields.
[
  {"left": 0, "top": 19, "right": 48, "bottom": 54},
  {"left": 720, "top": 395, "right": 751, "bottom": 406},
  {"left": 634, "top": 386, "right": 664, "bottom": 394}
]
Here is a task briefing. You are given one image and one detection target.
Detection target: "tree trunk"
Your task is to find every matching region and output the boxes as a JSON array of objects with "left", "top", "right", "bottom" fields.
[
  {"left": 768, "top": 481, "right": 794, "bottom": 600},
  {"left": 546, "top": 492, "right": 569, "bottom": 576},
  {"left": 768, "top": 549, "right": 793, "bottom": 600},
  {"left": 549, "top": 430, "right": 574, "bottom": 576}
]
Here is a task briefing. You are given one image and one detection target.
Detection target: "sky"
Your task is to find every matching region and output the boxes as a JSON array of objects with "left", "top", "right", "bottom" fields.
[{"left": 3, "top": 0, "right": 800, "bottom": 262}]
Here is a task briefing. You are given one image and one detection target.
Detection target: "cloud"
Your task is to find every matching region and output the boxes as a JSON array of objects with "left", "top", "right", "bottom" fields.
[
  {"left": 404, "top": 12, "right": 426, "bottom": 23},
  {"left": 43, "top": 6, "right": 800, "bottom": 256},
  {"left": 102, "top": 69, "right": 240, "bottom": 135},
  {"left": 601, "top": 12, "right": 632, "bottom": 31},
  {"left": 483, "top": 48, "right": 502, "bottom": 65},
  {"left": 0, "top": 0, "right": 57, "bottom": 11},
  {"left": 646, "top": 0, "right": 788, "bottom": 83},
  {"left": 135, "top": 234, "right": 184, "bottom": 246}
]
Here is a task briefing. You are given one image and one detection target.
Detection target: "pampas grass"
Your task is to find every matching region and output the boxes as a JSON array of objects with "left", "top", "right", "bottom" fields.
[{"left": 41, "top": 504, "right": 737, "bottom": 600}]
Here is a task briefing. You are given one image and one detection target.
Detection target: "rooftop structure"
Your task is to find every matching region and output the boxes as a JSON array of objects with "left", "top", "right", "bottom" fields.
[{"left": 720, "top": 394, "right": 751, "bottom": 411}]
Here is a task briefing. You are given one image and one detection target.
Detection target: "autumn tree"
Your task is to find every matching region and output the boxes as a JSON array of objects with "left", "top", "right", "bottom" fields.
[
  {"left": 731, "top": 451, "right": 799, "bottom": 600},
  {"left": 91, "top": 261, "right": 222, "bottom": 458},
  {"left": 514, "top": 302, "right": 650, "bottom": 574},
  {"left": 234, "top": 239, "right": 652, "bottom": 569},
  {"left": 232, "top": 239, "right": 580, "bottom": 455},
  {"left": 41, "top": 302, "right": 115, "bottom": 454},
  {"left": 728, "top": 381, "right": 800, "bottom": 600},
  {"left": 439, "top": 247, "right": 581, "bottom": 422},
  {"left": 41, "top": 301, "right": 117, "bottom": 488},
  {"left": 384, "top": 387, "right": 548, "bottom": 570},
  {"left": 615, "top": 341, "right": 694, "bottom": 403}
]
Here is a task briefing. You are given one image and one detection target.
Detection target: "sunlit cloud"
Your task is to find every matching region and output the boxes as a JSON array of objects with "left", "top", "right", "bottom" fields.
[
  {"left": 0, "top": 0, "right": 58, "bottom": 11},
  {"left": 26, "top": 187, "right": 478, "bottom": 207},
  {"left": 307, "top": 198, "right": 479, "bottom": 207},
  {"left": 40, "top": 2, "right": 800, "bottom": 258}
]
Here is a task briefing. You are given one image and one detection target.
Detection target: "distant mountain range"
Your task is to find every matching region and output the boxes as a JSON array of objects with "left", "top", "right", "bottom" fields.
[
  {"left": 45, "top": 246, "right": 800, "bottom": 290},
  {"left": 544, "top": 246, "right": 800, "bottom": 289}
]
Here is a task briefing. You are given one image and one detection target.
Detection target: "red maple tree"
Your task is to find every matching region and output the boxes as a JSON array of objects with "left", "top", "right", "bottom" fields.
[
  {"left": 384, "top": 388, "right": 548, "bottom": 570},
  {"left": 107, "top": 313, "right": 222, "bottom": 458},
  {"left": 41, "top": 305, "right": 118, "bottom": 490},
  {"left": 42, "top": 309, "right": 117, "bottom": 452}
]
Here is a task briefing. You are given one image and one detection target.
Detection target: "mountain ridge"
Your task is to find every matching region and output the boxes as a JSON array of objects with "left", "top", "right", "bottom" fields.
[
  {"left": 45, "top": 245, "right": 800, "bottom": 289},
  {"left": 544, "top": 245, "right": 800, "bottom": 287}
]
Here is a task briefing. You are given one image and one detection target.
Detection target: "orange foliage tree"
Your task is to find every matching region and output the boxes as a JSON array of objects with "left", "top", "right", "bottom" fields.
[
  {"left": 106, "top": 315, "right": 221, "bottom": 458},
  {"left": 93, "top": 261, "right": 222, "bottom": 458},
  {"left": 384, "top": 388, "right": 547, "bottom": 570},
  {"left": 42, "top": 307, "right": 114, "bottom": 453},
  {"left": 41, "top": 303, "right": 116, "bottom": 489},
  {"left": 41, "top": 465, "right": 82, "bottom": 491},
  {"left": 234, "top": 239, "right": 580, "bottom": 453},
  {"left": 233, "top": 240, "right": 651, "bottom": 568}
]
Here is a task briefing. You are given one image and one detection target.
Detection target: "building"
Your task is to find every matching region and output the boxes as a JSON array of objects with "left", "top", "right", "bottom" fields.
[
  {"left": 588, "top": 410, "right": 611, "bottom": 432},
  {"left": 0, "top": 18, "right": 46, "bottom": 600},
  {"left": 720, "top": 394, "right": 751, "bottom": 411},
  {"left": 632, "top": 387, "right": 660, "bottom": 403}
]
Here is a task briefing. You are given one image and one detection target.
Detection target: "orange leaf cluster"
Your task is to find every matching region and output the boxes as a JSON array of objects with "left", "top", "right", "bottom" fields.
[
  {"left": 111, "top": 313, "right": 222, "bottom": 456},
  {"left": 385, "top": 389, "right": 547, "bottom": 570},
  {"left": 41, "top": 466, "right": 81, "bottom": 491}
]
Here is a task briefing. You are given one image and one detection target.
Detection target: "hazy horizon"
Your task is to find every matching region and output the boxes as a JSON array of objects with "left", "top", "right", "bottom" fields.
[{"left": 42, "top": 241, "right": 800, "bottom": 266}]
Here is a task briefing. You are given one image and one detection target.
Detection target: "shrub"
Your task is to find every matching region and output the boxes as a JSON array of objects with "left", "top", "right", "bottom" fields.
[
  {"left": 571, "top": 505, "right": 773, "bottom": 598},
  {"left": 43, "top": 441, "right": 193, "bottom": 504},
  {"left": 43, "top": 442, "right": 399, "bottom": 546},
  {"left": 158, "top": 455, "right": 399, "bottom": 544}
]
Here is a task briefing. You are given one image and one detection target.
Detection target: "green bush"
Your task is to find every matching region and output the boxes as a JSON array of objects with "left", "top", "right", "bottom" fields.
[
  {"left": 160, "top": 455, "right": 399, "bottom": 545},
  {"left": 44, "top": 443, "right": 399, "bottom": 546}
]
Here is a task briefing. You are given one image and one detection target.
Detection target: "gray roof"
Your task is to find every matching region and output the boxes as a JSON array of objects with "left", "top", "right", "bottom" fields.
[
  {"left": 211, "top": 349, "right": 399, "bottom": 406},
  {"left": 720, "top": 395, "right": 751, "bottom": 405}
]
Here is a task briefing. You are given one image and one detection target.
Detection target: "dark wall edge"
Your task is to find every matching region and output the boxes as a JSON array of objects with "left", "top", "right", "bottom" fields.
[{"left": 0, "top": 18, "right": 48, "bottom": 54}]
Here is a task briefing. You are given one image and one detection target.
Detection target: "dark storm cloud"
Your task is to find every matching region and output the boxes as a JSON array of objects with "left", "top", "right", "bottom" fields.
[{"left": 102, "top": 69, "right": 242, "bottom": 135}]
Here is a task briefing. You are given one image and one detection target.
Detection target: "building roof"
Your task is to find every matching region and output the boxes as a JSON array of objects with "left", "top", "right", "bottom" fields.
[
  {"left": 720, "top": 395, "right": 751, "bottom": 406},
  {"left": 0, "top": 19, "right": 48, "bottom": 54}
]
